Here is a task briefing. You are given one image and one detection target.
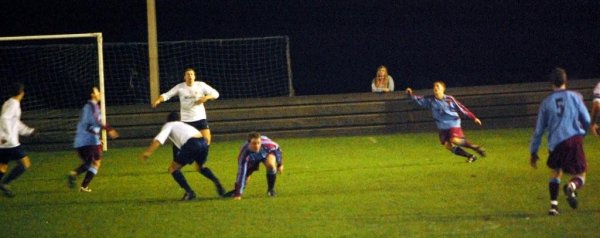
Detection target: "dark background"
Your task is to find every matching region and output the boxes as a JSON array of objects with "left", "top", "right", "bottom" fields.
[{"left": 1, "top": 0, "right": 599, "bottom": 95}]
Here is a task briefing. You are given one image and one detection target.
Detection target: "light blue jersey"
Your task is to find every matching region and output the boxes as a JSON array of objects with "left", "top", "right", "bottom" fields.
[
  {"left": 73, "top": 101, "right": 103, "bottom": 148},
  {"left": 530, "top": 90, "right": 590, "bottom": 153},
  {"left": 410, "top": 94, "right": 477, "bottom": 130}
]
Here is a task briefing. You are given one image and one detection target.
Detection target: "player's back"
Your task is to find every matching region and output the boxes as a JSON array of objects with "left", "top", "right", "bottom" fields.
[{"left": 540, "top": 90, "right": 589, "bottom": 140}]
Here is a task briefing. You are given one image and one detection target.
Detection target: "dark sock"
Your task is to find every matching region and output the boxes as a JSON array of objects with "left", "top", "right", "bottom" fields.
[
  {"left": 200, "top": 167, "right": 218, "bottom": 182},
  {"left": 460, "top": 140, "right": 476, "bottom": 149},
  {"left": 74, "top": 164, "right": 88, "bottom": 176},
  {"left": 570, "top": 177, "right": 584, "bottom": 189},
  {"left": 81, "top": 171, "right": 96, "bottom": 188},
  {"left": 2, "top": 164, "right": 26, "bottom": 184},
  {"left": 267, "top": 171, "right": 277, "bottom": 191},
  {"left": 549, "top": 179, "right": 560, "bottom": 201},
  {"left": 452, "top": 147, "right": 472, "bottom": 158},
  {"left": 172, "top": 170, "right": 193, "bottom": 194},
  {"left": 201, "top": 167, "right": 224, "bottom": 189}
]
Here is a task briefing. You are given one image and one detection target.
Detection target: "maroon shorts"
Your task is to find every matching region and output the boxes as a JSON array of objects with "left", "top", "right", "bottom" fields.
[
  {"left": 547, "top": 136, "right": 587, "bottom": 174},
  {"left": 438, "top": 127, "right": 465, "bottom": 144},
  {"left": 76, "top": 145, "right": 102, "bottom": 163}
]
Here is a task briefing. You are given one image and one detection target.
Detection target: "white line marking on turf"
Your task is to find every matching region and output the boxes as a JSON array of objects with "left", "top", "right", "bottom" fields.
[{"left": 368, "top": 137, "right": 377, "bottom": 143}]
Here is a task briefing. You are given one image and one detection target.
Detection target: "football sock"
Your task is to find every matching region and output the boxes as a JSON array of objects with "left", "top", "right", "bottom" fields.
[
  {"left": 459, "top": 140, "right": 475, "bottom": 149},
  {"left": 172, "top": 170, "right": 193, "bottom": 194},
  {"left": 81, "top": 167, "right": 98, "bottom": 188},
  {"left": 266, "top": 170, "right": 277, "bottom": 191},
  {"left": 549, "top": 178, "right": 560, "bottom": 201},
  {"left": 2, "top": 164, "right": 26, "bottom": 184},
  {"left": 569, "top": 176, "right": 585, "bottom": 190},
  {"left": 200, "top": 167, "right": 222, "bottom": 186},
  {"left": 451, "top": 147, "right": 472, "bottom": 158},
  {"left": 73, "top": 164, "right": 88, "bottom": 176}
]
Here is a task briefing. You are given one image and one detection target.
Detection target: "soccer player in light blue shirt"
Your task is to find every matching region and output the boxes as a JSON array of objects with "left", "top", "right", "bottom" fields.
[
  {"left": 529, "top": 68, "right": 591, "bottom": 216},
  {"left": 68, "top": 86, "right": 119, "bottom": 192},
  {"left": 406, "top": 81, "right": 486, "bottom": 163}
]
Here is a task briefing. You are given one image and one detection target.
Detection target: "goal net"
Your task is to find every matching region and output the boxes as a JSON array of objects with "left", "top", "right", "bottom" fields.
[
  {"left": 0, "top": 34, "right": 293, "bottom": 150},
  {"left": 108, "top": 36, "right": 294, "bottom": 101}
]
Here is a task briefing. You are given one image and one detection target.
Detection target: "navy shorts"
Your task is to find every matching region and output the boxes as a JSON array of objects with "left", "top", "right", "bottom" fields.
[
  {"left": 76, "top": 145, "right": 102, "bottom": 164},
  {"left": 547, "top": 136, "right": 587, "bottom": 174},
  {"left": 175, "top": 138, "right": 208, "bottom": 166},
  {"left": 0, "top": 146, "right": 27, "bottom": 164},
  {"left": 184, "top": 119, "right": 209, "bottom": 130}
]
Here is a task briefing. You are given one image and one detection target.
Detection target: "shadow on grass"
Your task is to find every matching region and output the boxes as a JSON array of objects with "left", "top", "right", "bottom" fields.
[
  {"left": 1, "top": 194, "right": 226, "bottom": 210},
  {"left": 20, "top": 170, "right": 171, "bottom": 182}
]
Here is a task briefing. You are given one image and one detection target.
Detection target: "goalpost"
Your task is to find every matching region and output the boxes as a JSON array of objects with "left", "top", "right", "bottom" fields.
[{"left": 0, "top": 33, "right": 109, "bottom": 150}]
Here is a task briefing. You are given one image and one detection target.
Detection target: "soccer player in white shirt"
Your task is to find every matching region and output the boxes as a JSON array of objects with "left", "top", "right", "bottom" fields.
[
  {"left": 151, "top": 68, "right": 219, "bottom": 145},
  {"left": 152, "top": 68, "right": 219, "bottom": 171},
  {"left": 0, "top": 83, "right": 36, "bottom": 197},
  {"left": 590, "top": 81, "right": 600, "bottom": 136},
  {"left": 140, "top": 112, "right": 225, "bottom": 201}
]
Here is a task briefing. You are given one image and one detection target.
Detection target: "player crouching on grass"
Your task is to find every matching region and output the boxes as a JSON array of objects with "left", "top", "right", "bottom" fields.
[
  {"left": 68, "top": 86, "right": 119, "bottom": 192},
  {"left": 529, "top": 68, "right": 591, "bottom": 216},
  {"left": 140, "top": 112, "right": 225, "bottom": 201},
  {"left": 405, "top": 81, "right": 486, "bottom": 163},
  {"left": 224, "top": 132, "right": 283, "bottom": 200},
  {"left": 0, "top": 83, "right": 37, "bottom": 197}
]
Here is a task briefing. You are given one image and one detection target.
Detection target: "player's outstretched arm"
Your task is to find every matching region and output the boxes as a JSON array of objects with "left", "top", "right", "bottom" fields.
[
  {"left": 474, "top": 118, "right": 482, "bottom": 126},
  {"left": 529, "top": 153, "right": 539, "bottom": 169},
  {"left": 151, "top": 96, "right": 165, "bottom": 108},
  {"left": 141, "top": 140, "right": 161, "bottom": 161},
  {"left": 107, "top": 128, "right": 119, "bottom": 139}
]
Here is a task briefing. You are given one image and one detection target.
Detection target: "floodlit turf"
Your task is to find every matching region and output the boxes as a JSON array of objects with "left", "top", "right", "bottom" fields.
[{"left": 1, "top": 128, "right": 599, "bottom": 237}]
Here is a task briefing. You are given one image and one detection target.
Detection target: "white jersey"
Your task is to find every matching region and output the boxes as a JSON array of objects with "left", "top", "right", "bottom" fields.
[
  {"left": 160, "top": 81, "right": 219, "bottom": 122},
  {"left": 593, "top": 82, "right": 600, "bottom": 103},
  {"left": 0, "top": 98, "right": 34, "bottom": 148},
  {"left": 154, "top": 121, "right": 200, "bottom": 149}
]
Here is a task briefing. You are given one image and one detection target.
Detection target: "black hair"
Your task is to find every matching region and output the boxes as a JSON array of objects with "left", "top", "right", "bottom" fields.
[
  {"left": 549, "top": 67, "right": 567, "bottom": 87},
  {"left": 10, "top": 83, "right": 24, "bottom": 97},
  {"left": 247, "top": 131, "right": 261, "bottom": 142},
  {"left": 167, "top": 111, "right": 180, "bottom": 122}
]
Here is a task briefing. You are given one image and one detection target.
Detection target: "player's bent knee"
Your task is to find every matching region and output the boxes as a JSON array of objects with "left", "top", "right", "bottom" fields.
[
  {"left": 0, "top": 163, "right": 8, "bottom": 172},
  {"left": 21, "top": 157, "right": 32, "bottom": 169}
]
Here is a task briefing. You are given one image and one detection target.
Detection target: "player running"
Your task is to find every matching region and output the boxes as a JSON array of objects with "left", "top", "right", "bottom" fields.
[
  {"left": 529, "top": 68, "right": 591, "bottom": 216},
  {"left": 226, "top": 132, "right": 283, "bottom": 200},
  {"left": 0, "top": 83, "right": 36, "bottom": 197},
  {"left": 141, "top": 112, "right": 225, "bottom": 201},
  {"left": 405, "top": 81, "right": 486, "bottom": 162},
  {"left": 68, "top": 86, "right": 119, "bottom": 192}
]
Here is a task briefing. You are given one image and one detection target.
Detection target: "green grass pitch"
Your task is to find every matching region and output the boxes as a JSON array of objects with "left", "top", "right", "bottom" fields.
[{"left": 1, "top": 128, "right": 599, "bottom": 237}]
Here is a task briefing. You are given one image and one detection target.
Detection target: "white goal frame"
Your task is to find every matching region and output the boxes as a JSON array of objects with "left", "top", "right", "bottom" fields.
[{"left": 0, "top": 33, "right": 109, "bottom": 150}]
